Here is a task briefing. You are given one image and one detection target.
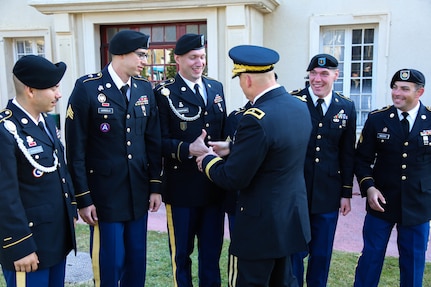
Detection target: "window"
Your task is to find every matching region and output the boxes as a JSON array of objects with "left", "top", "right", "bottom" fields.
[
  {"left": 101, "top": 23, "right": 207, "bottom": 86},
  {"left": 321, "top": 26, "right": 376, "bottom": 126},
  {"left": 15, "top": 38, "right": 45, "bottom": 60}
]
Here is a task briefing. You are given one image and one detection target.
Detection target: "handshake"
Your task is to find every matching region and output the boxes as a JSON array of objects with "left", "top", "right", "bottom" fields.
[{"left": 190, "top": 129, "right": 230, "bottom": 172}]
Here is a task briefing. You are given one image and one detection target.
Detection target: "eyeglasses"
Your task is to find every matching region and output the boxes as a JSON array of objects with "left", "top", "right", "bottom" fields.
[{"left": 134, "top": 51, "right": 148, "bottom": 60}]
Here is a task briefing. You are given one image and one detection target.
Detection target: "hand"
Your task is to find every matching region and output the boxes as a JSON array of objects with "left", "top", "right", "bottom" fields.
[
  {"left": 339, "top": 197, "right": 351, "bottom": 216},
  {"left": 14, "top": 252, "right": 39, "bottom": 272},
  {"left": 78, "top": 205, "right": 98, "bottom": 226},
  {"left": 196, "top": 147, "right": 217, "bottom": 172},
  {"left": 149, "top": 193, "right": 162, "bottom": 212},
  {"left": 366, "top": 186, "right": 386, "bottom": 212},
  {"left": 208, "top": 141, "right": 230, "bottom": 157},
  {"left": 189, "top": 129, "right": 210, "bottom": 157}
]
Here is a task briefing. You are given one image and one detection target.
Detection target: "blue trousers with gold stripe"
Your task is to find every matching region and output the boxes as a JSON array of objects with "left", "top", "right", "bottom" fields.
[
  {"left": 2, "top": 259, "right": 66, "bottom": 287},
  {"left": 90, "top": 214, "right": 148, "bottom": 287},
  {"left": 354, "top": 214, "right": 429, "bottom": 287},
  {"left": 166, "top": 204, "right": 224, "bottom": 287}
]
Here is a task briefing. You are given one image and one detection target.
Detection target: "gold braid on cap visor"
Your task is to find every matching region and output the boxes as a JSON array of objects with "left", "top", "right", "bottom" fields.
[{"left": 232, "top": 63, "right": 275, "bottom": 78}]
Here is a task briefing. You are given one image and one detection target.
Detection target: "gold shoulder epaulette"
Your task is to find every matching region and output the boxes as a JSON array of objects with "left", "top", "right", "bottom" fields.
[
  {"left": 370, "top": 105, "right": 391, "bottom": 114},
  {"left": 132, "top": 75, "right": 149, "bottom": 82},
  {"left": 289, "top": 88, "right": 304, "bottom": 95},
  {"left": 336, "top": 92, "right": 353, "bottom": 102},
  {"left": 156, "top": 78, "right": 175, "bottom": 91},
  {"left": 244, "top": 107, "right": 265, "bottom": 119},
  {"left": 0, "top": 109, "right": 12, "bottom": 123},
  {"left": 83, "top": 72, "right": 103, "bottom": 83}
]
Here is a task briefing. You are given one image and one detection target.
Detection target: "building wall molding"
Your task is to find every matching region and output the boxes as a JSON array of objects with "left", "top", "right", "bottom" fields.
[{"left": 29, "top": 0, "right": 280, "bottom": 15}]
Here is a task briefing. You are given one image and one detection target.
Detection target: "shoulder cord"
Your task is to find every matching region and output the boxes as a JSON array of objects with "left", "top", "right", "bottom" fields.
[
  {"left": 4, "top": 120, "right": 58, "bottom": 173},
  {"left": 166, "top": 95, "right": 202, "bottom": 122}
]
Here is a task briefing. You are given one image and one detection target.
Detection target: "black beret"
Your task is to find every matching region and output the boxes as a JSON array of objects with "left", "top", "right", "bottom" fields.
[
  {"left": 109, "top": 30, "right": 150, "bottom": 55},
  {"left": 13, "top": 55, "right": 66, "bottom": 89},
  {"left": 174, "top": 34, "right": 205, "bottom": 55},
  {"left": 228, "top": 45, "right": 280, "bottom": 78},
  {"left": 306, "top": 53, "right": 338, "bottom": 71},
  {"left": 390, "top": 69, "right": 425, "bottom": 88}
]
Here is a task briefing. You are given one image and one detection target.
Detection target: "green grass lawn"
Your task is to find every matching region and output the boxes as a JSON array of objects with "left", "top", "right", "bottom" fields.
[{"left": 0, "top": 223, "right": 430, "bottom": 286}]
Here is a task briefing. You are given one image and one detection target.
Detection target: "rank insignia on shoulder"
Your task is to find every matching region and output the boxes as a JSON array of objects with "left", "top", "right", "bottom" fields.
[
  {"left": 66, "top": 104, "right": 74, "bottom": 120},
  {"left": 244, "top": 107, "right": 265, "bottom": 119}
]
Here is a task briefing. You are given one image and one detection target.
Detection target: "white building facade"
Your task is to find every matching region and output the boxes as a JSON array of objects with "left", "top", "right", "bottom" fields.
[{"left": 1, "top": 0, "right": 430, "bottom": 131}]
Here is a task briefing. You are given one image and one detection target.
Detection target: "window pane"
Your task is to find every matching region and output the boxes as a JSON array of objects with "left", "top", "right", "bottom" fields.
[
  {"left": 165, "top": 25, "right": 176, "bottom": 41},
  {"left": 364, "top": 29, "right": 374, "bottom": 44},
  {"left": 361, "top": 95, "right": 372, "bottom": 110},
  {"left": 362, "top": 63, "right": 372, "bottom": 77},
  {"left": 350, "top": 95, "right": 360, "bottom": 108},
  {"left": 199, "top": 24, "right": 207, "bottom": 37},
  {"left": 362, "top": 79, "right": 372, "bottom": 93},
  {"left": 352, "top": 46, "right": 362, "bottom": 61},
  {"left": 151, "top": 26, "right": 163, "bottom": 42},
  {"left": 352, "top": 29, "right": 362, "bottom": 44},
  {"left": 16, "top": 41, "right": 24, "bottom": 54},
  {"left": 364, "top": 46, "right": 373, "bottom": 60},
  {"left": 186, "top": 24, "right": 198, "bottom": 34},
  {"left": 139, "top": 27, "right": 151, "bottom": 36}
]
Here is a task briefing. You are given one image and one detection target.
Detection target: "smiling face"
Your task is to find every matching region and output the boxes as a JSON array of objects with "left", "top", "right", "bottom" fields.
[
  {"left": 175, "top": 48, "right": 206, "bottom": 83},
  {"left": 391, "top": 81, "right": 424, "bottom": 112},
  {"left": 308, "top": 67, "right": 339, "bottom": 98}
]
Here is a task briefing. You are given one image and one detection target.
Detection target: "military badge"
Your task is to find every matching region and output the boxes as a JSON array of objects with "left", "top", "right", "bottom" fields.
[
  {"left": 318, "top": 57, "right": 326, "bottom": 67},
  {"left": 214, "top": 95, "right": 223, "bottom": 104},
  {"left": 98, "top": 85, "right": 104, "bottom": 91},
  {"left": 135, "top": 96, "right": 149, "bottom": 106},
  {"left": 33, "top": 168, "right": 44, "bottom": 178},
  {"left": 26, "top": 136, "right": 36, "bottom": 147},
  {"left": 180, "top": 122, "right": 187, "bottom": 131},
  {"left": 98, "top": 93, "right": 107, "bottom": 103},
  {"left": 400, "top": 70, "right": 410, "bottom": 81},
  {"left": 100, "top": 123, "right": 110, "bottom": 133}
]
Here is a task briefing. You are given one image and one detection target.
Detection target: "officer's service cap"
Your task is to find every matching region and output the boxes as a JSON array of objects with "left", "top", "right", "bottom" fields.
[
  {"left": 306, "top": 53, "right": 338, "bottom": 71},
  {"left": 13, "top": 55, "right": 66, "bottom": 89},
  {"left": 229, "top": 45, "right": 279, "bottom": 78},
  {"left": 390, "top": 69, "right": 425, "bottom": 88},
  {"left": 174, "top": 34, "right": 206, "bottom": 55},
  {"left": 109, "top": 30, "right": 150, "bottom": 55}
]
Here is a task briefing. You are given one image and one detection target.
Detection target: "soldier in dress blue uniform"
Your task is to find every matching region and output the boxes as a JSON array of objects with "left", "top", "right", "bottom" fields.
[
  {"left": 290, "top": 54, "right": 356, "bottom": 287},
  {"left": 354, "top": 69, "right": 430, "bottom": 287},
  {"left": 0, "top": 55, "right": 76, "bottom": 287},
  {"left": 65, "top": 30, "right": 162, "bottom": 287},
  {"left": 154, "top": 33, "right": 227, "bottom": 287},
  {"left": 197, "top": 45, "right": 312, "bottom": 287}
]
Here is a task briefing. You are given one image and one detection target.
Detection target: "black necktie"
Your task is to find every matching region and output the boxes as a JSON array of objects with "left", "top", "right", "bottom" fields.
[
  {"left": 401, "top": 112, "right": 410, "bottom": 138},
  {"left": 316, "top": 98, "right": 324, "bottom": 119},
  {"left": 38, "top": 121, "right": 53, "bottom": 142},
  {"left": 121, "top": 84, "right": 129, "bottom": 105},
  {"left": 194, "top": 84, "right": 205, "bottom": 105}
]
